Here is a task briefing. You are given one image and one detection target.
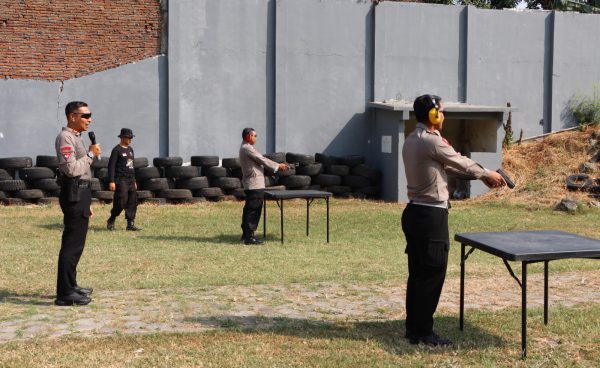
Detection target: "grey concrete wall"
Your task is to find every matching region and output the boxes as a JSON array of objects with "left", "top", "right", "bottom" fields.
[
  {"left": 168, "top": 0, "right": 272, "bottom": 160},
  {"left": 0, "top": 79, "right": 61, "bottom": 157},
  {"left": 0, "top": 56, "right": 166, "bottom": 160},
  {"left": 552, "top": 11, "right": 600, "bottom": 130},
  {"left": 374, "top": 3, "right": 466, "bottom": 104},
  {"left": 466, "top": 8, "right": 549, "bottom": 138},
  {"left": 60, "top": 56, "right": 167, "bottom": 159},
  {"left": 275, "top": 0, "right": 372, "bottom": 156}
]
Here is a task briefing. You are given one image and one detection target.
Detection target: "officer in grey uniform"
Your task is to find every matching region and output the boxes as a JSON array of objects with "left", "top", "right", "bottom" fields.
[
  {"left": 401, "top": 94, "right": 505, "bottom": 346},
  {"left": 239, "top": 128, "right": 289, "bottom": 245},
  {"left": 54, "top": 101, "right": 101, "bottom": 306}
]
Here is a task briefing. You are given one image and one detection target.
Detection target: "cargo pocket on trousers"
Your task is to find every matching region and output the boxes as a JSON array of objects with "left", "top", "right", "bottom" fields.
[{"left": 425, "top": 241, "right": 449, "bottom": 269}]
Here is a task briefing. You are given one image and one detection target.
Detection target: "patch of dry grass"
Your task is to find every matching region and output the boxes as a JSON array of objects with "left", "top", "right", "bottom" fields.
[{"left": 473, "top": 125, "right": 600, "bottom": 207}]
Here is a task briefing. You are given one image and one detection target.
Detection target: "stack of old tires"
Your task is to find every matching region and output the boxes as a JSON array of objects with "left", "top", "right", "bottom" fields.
[
  {"left": 0, "top": 156, "right": 64, "bottom": 205},
  {"left": 135, "top": 157, "right": 197, "bottom": 204},
  {"left": 312, "top": 154, "right": 381, "bottom": 198}
]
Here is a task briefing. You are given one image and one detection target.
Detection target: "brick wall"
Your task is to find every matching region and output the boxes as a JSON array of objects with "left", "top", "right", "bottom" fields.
[{"left": 0, "top": 0, "right": 163, "bottom": 81}]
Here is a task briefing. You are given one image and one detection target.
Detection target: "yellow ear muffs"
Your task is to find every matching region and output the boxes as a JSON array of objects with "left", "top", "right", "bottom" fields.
[{"left": 428, "top": 107, "right": 442, "bottom": 125}]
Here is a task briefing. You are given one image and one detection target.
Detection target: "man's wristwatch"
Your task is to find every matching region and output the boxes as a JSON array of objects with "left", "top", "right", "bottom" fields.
[{"left": 87, "top": 151, "right": 94, "bottom": 158}]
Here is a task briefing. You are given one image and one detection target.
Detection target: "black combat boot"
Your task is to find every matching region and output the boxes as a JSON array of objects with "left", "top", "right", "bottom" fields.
[
  {"left": 126, "top": 219, "right": 141, "bottom": 231},
  {"left": 106, "top": 216, "right": 116, "bottom": 231}
]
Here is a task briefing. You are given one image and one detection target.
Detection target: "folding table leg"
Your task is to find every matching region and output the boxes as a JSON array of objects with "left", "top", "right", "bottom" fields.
[
  {"left": 544, "top": 261, "right": 549, "bottom": 325},
  {"left": 460, "top": 243, "right": 465, "bottom": 331},
  {"left": 522, "top": 262, "right": 527, "bottom": 359}
]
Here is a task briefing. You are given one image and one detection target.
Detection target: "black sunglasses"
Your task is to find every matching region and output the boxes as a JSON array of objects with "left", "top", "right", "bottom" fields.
[{"left": 73, "top": 112, "right": 92, "bottom": 119}]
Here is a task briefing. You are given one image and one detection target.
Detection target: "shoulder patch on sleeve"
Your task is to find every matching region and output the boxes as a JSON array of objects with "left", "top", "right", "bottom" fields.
[{"left": 60, "top": 145, "right": 74, "bottom": 161}]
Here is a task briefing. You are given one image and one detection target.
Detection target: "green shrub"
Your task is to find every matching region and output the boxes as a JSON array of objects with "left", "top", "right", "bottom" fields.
[{"left": 569, "top": 86, "right": 600, "bottom": 128}]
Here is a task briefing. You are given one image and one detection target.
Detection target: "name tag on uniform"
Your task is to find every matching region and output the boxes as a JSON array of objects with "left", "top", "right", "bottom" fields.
[{"left": 122, "top": 153, "right": 127, "bottom": 156}]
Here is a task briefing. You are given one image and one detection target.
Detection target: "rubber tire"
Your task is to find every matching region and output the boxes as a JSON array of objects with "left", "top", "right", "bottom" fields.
[
  {"left": 315, "top": 153, "right": 338, "bottom": 165},
  {"left": 296, "top": 163, "right": 322, "bottom": 176},
  {"left": 36, "top": 155, "right": 59, "bottom": 169},
  {"left": 203, "top": 166, "right": 229, "bottom": 178},
  {"left": 221, "top": 158, "right": 240, "bottom": 169},
  {"left": 196, "top": 187, "right": 224, "bottom": 197},
  {"left": 230, "top": 167, "right": 243, "bottom": 179},
  {"left": 280, "top": 175, "right": 311, "bottom": 189},
  {"left": 32, "top": 178, "right": 60, "bottom": 191},
  {"left": 93, "top": 191, "right": 114, "bottom": 200},
  {"left": 136, "top": 190, "right": 154, "bottom": 199},
  {"left": 191, "top": 156, "right": 219, "bottom": 167},
  {"left": 156, "top": 189, "right": 193, "bottom": 199},
  {"left": 20, "top": 167, "right": 55, "bottom": 181},
  {"left": 338, "top": 155, "right": 365, "bottom": 167},
  {"left": 323, "top": 185, "right": 351, "bottom": 195},
  {"left": 90, "top": 178, "right": 103, "bottom": 191},
  {"left": 566, "top": 174, "right": 591, "bottom": 191},
  {"left": 141, "top": 178, "right": 170, "bottom": 191},
  {"left": 136, "top": 167, "right": 161, "bottom": 181},
  {"left": 134, "top": 157, "right": 149, "bottom": 169},
  {"left": 351, "top": 164, "right": 382, "bottom": 181},
  {"left": 211, "top": 177, "right": 241, "bottom": 190},
  {"left": 94, "top": 167, "right": 109, "bottom": 181},
  {"left": 165, "top": 166, "right": 199, "bottom": 179},
  {"left": 264, "top": 152, "right": 286, "bottom": 163},
  {"left": 91, "top": 157, "right": 109, "bottom": 169},
  {"left": 343, "top": 175, "right": 371, "bottom": 188},
  {"left": 176, "top": 176, "right": 210, "bottom": 190},
  {"left": 0, "top": 169, "right": 13, "bottom": 180},
  {"left": 153, "top": 157, "right": 183, "bottom": 168},
  {"left": 324, "top": 165, "right": 350, "bottom": 176},
  {"left": 0, "top": 180, "right": 27, "bottom": 191},
  {"left": 286, "top": 153, "right": 315, "bottom": 165},
  {"left": 264, "top": 176, "right": 278, "bottom": 187},
  {"left": 0, "top": 157, "right": 32, "bottom": 169},
  {"left": 312, "top": 174, "right": 342, "bottom": 186},
  {"left": 13, "top": 189, "right": 44, "bottom": 199}
]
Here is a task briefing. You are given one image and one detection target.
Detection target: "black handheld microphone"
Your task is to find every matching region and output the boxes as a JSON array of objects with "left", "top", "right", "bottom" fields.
[
  {"left": 496, "top": 168, "right": 515, "bottom": 189},
  {"left": 88, "top": 131, "right": 96, "bottom": 145},
  {"left": 88, "top": 131, "right": 100, "bottom": 159}
]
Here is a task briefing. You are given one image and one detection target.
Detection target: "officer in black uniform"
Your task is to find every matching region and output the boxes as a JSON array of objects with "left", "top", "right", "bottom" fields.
[
  {"left": 54, "top": 101, "right": 101, "bottom": 306},
  {"left": 106, "top": 128, "right": 140, "bottom": 231}
]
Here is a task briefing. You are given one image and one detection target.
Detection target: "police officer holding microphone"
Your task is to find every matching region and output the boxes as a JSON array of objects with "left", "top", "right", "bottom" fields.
[
  {"left": 401, "top": 95, "right": 505, "bottom": 345},
  {"left": 54, "top": 101, "right": 101, "bottom": 306}
]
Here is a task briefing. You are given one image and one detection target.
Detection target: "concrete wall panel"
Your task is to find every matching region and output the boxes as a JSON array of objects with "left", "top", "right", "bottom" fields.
[
  {"left": 276, "top": 0, "right": 372, "bottom": 156},
  {"left": 169, "top": 0, "right": 271, "bottom": 159},
  {"left": 0, "top": 80, "right": 61, "bottom": 157},
  {"left": 60, "top": 56, "right": 167, "bottom": 160},
  {"left": 375, "top": 3, "right": 465, "bottom": 103},
  {"left": 552, "top": 12, "right": 600, "bottom": 130},
  {"left": 467, "top": 8, "right": 548, "bottom": 138}
]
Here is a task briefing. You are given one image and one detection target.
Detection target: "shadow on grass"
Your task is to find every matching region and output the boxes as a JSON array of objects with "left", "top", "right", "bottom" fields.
[
  {"left": 0, "top": 289, "right": 54, "bottom": 306},
  {"left": 140, "top": 234, "right": 273, "bottom": 245},
  {"left": 36, "top": 223, "right": 63, "bottom": 231},
  {"left": 184, "top": 315, "right": 504, "bottom": 355}
]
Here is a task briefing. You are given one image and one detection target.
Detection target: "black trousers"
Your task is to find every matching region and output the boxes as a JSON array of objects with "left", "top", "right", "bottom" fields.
[
  {"left": 110, "top": 178, "right": 138, "bottom": 220},
  {"left": 401, "top": 203, "right": 449, "bottom": 336},
  {"left": 57, "top": 186, "right": 92, "bottom": 297},
  {"left": 241, "top": 189, "right": 265, "bottom": 238}
]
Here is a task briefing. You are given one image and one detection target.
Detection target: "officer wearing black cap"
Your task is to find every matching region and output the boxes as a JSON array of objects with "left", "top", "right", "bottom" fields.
[
  {"left": 401, "top": 94, "right": 505, "bottom": 346},
  {"left": 54, "top": 101, "right": 101, "bottom": 306},
  {"left": 107, "top": 128, "right": 140, "bottom": 231}
]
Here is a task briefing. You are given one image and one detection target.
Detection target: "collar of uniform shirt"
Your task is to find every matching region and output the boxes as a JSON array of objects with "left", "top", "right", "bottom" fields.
[{"left": 64, "top": 126, "right": 81, "bottom": 136}]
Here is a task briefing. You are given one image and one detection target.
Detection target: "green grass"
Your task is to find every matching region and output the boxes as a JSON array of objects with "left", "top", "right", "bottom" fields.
[
  {"left": 1, "top": 305, "right": 599, "bottom": 367},
  {"left": 1, "top": 199, "right": 600, "bottom": 366},
  {"left": 1, "top": 199, "right": 598, "bottom": 294}
]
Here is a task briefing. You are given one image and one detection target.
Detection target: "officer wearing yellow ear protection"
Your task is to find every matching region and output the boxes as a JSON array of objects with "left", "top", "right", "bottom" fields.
[{"left": 400, "top": 94, "right": 505, "bottom": 347}]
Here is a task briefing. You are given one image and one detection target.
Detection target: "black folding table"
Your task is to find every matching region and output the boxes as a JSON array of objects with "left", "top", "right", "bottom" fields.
[
  {"left": 455, "top": 230, "right": 600, "bottom": 358},
  {"left": 262, "top": 190, "right": 332, "bottom": 243}
]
